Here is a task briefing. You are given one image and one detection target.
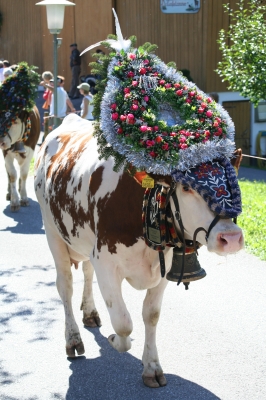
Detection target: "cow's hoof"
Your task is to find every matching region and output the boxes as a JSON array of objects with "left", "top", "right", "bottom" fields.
[
  {"left": 142, "top": 373, "right": 167, "bottom": 388},
  {"left": 20, "top": 199, "right": 29, "bottom": 207},
  {"left": 83, "top": 314, "right": 102, "bottom": 328},
  {"left": 10, "top": 204, "right": 20, "bottom": 212},
  {"left": 108, "top": 334, "right": 131, "bottom": 352},
  {"left": 66, "top": 341, "right": 85, "bottom": 357},
  {"left": 6, "top": 193, "right": 10, "bottom": 201}
]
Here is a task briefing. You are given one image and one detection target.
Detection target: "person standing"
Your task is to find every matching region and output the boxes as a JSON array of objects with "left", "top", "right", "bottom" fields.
[
  {"left": 77, "top": 82, "right": 94, "bottom": 120},
  {"left": 69, "top": 43, "right": 81, "bottom": 99}
]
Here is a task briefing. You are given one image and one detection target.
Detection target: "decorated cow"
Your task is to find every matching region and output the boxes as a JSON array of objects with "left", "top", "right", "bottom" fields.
[
  {"left": 35, "top": 10, "right": 244, "bottom": 388},
  {"left": 0, "top": 63, "right": 41, "bottom": 211}
]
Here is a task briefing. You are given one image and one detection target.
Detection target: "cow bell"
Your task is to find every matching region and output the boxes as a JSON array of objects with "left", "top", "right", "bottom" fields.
[
  {"left": 166, "top": 247, "right": 206, "bottom": 289},
  {"left": 12, "top": 141, "right": 26, "bottom": 154}
]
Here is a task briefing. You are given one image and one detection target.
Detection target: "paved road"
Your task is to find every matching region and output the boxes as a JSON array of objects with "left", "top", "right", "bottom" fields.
[{"left": 0, "top": 109, "right": 266, "bottom": 399}]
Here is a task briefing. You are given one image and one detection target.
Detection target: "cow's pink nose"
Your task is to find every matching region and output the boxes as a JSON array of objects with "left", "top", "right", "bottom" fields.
[{"left": 217, "top": 232, "right": 244, "bottom": 253}]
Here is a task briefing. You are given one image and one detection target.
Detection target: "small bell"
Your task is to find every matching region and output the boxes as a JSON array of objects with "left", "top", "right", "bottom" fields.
[
  {"left": 166, "top": 247, "right": 206, "bottom": 289},
  {"left": 11, "top": 141, "right": 26, "bottom": 154}
]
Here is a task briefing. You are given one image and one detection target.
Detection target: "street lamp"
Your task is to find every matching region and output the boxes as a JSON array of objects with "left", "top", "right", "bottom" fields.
[{"left": 36, "top": 0, "right": 75, "bottom": 128}]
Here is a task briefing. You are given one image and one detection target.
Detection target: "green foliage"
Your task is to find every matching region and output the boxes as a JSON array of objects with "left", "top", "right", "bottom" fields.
[
  {"left": 238, "top": 179, "right": 266, "bottom": 260},
  {"left": 216, "top": 0, "right": 266, "bottom": 106}
]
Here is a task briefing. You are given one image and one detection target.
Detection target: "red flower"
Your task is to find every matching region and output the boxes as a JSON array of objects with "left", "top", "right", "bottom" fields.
[
  {"left": 140, "top": 125, "right": 148, "bottom": 132},
  {"left": 143, "top": 59, "right": 150, "bottom": 65},
  {"left": 176, "top": 89, "right": 183, "bottom": 96},
  {"left": 180, "top": 144, "right": 188, "bottom": 149},
  {"left": 110, "top": 103, "right": 117, "bottom": 110},
  {"left": 120, "top": 115, "right": 127, "bottom": 121},
  {"left": 186, "top": 98, "right": 192, "bottom": 104},
  {"left": 124, "top": 88, "right": 130, "bottom": 94},
  {"left": 127, "top": 113, "right": 134, "bottom": 120},
  {"left": 174, "top": 83, "right": 181, "bottom": 88},
  {"left": 206, "top": 110, "right": 213, "bottom": 118},
  {"left": 127, "top": 71, "right": 135, "bottom": 78},
  {"left": 143, "top": 96, "right": 149, "bottom": 102},
  {"left": 165, "top": 83, "right": 172, "bottom": 89},
  {"left": 213, "top": 185, "right": 229, "bottom": 198},
  {"left": 149, "top": 151, "right": 157, "bottom": 158},
  {"left": 111, "top": 113, "right": 119, "bottom": 120},
  {"left": 139, "top": 68, "right": 147, "bottom": 75},
  {"left": 198, "top": 107, "right": 204, "bottom": 114},
  {"left": 131, "top": 104, "right": 139, "bottom": 111},
  {"left": 153, "top": 126, "right": 159, "bottom": 131},
  {"left": 117, "top": 127, "right": 123, "bottom": 134},
  {"left": 159, "top": 80, "right": 166, "bottom": 85},
  {"left": 155, "top": 136, "right": 163, "bottom": 143},
  {"left": 162, "top": 143, "right": 169, "bottom": 150},
  {"left": 189, "top": 91, "right": 195, "bottom": 97},
  {"left": 201, "top": 102, "right": 207, "bottom": 109},
  {"left": 170, "top": 132, "right": 176, "bottom": 137},
  {"left": 146, "top": 140, "right": 155, "bottom": 147}
]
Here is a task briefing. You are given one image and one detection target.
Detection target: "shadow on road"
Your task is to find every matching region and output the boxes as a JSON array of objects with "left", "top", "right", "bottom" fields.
[
  {"left": 1, "top": 198, "right": 45, "bottom": 235},
  {"left": 66, "top": 328, "right": 220, "bottom": 400}
]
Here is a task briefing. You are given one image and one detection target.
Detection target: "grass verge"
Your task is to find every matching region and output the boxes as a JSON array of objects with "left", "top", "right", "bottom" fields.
[{"left": 238, "top": 179, "right": 266, "bottom": 261}]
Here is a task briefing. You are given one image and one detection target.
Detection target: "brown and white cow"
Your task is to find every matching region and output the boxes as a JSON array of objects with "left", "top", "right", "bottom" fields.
[
  {"left": 34, "top": 114, "right": 244, "bottom": 388},
  {"left": 0, "top": 106, "right": 41, "bottom": 211}
]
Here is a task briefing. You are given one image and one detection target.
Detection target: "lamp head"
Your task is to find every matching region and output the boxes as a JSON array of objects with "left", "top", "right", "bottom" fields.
[{"left": 36, "top": 0, "right": 75, "bottom": 34}]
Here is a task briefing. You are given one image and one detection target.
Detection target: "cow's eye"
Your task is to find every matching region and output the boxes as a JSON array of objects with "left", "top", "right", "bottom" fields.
[{"left": 182, "top": 185, "right": 190, "bottom": 192}]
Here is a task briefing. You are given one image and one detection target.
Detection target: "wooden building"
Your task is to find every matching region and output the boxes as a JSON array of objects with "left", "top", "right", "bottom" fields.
[{"left": 0, "top": 0, "right": 263, "bottom": 162}]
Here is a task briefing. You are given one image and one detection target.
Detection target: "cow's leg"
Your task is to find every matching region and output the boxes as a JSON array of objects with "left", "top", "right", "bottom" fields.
[
  {"left": 17, "top": 149, "right": 33, "bottom": 206},
  {"left": 45, "top": 227, "right": 84, "bottom": 357},
  {"left": 94, "top": 260, "right": 132, "bottom": 352},
  {"left": 81, "top": 260, "right": 102, "bottom": 328},
  {"left": 142, "top": 277, "right": 169, "bottom": 388},
  {"left": 4, "top": 154, "right": 20, "bottom": 211}
]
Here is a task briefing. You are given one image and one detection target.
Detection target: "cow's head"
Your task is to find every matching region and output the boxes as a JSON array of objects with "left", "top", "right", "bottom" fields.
[
  {"left": 150, "top": 157, "right": 244, "bottom": 256},
  {"left": 0, "top": 110, "right": 29, "bottom": 151}
]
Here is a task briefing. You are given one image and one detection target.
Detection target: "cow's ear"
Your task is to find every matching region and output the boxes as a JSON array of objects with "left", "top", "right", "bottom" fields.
[{"left": 230, "top": 148, "right": 243, "bottom": 175}]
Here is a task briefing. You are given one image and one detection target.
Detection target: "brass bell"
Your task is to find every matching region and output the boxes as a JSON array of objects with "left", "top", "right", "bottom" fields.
[
  {"left": 11, "top": 141, "right": 26, "bottom": 154},
  {"left": 166, "top": 247, "right": 206, "bottom": 289}
]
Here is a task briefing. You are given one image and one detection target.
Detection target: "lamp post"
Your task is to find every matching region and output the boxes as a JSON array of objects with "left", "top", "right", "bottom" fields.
[{"left": 36, "top": 0, "right": 75, "bottom": 128}]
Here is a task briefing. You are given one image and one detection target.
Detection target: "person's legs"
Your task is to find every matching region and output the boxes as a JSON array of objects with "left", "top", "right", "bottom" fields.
[{"left": 69, "top": 66, "right": 81, "bottom": 98}]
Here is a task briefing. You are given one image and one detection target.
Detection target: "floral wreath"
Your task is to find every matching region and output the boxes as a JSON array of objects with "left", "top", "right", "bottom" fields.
[
  {"left": 0, "top": 62, "right": 40, "bottom": 140},
  {"left": 83, "top": 9, "right": 235, "bottom": 175}
]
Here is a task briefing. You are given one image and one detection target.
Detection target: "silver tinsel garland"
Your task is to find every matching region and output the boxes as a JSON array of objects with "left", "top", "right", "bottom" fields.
[{"left": 100, "top": 55, "right": 236, "bottom": 175}]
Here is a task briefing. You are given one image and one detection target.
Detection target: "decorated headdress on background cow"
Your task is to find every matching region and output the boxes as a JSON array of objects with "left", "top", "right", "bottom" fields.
[
  {"left": 0, "top": 62, "right": 40, "bottom": 139},
  {"left": 82, "top": 9, "right": 241, "bottom": 218}
]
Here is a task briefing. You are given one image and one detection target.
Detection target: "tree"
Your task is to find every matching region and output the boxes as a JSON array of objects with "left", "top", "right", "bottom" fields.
[{"left": 216, "top": 0, "right": 266, "bottom": 106}]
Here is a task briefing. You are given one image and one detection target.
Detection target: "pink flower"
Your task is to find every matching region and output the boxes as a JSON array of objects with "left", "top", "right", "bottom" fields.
[
  {"left": 153, "top": 72, "right": 159, "bottom": 76},
  {"left": 159, "top": 80, "right": 166, "bottom": 85},
  {"left": 153, "top": 126, "right": 159, "bottom": 131},
  {"left": 139, "top": 68, "right": 147, "bottom": 75},
  {"left": 132, "top": 80, "right": 138, "bottom": 87},
  {"left": 207, "top": 97, "right": 213, "bottom": 103},
  {"left": 179, "top": 136, "right": 187, "bottom": 143},
  {"left": 131, "top": 104, "right": 139, "bottom": 111},
  {"left": 143, "top": 59, "right": 150, "bottom": 65},
  {"left": 165, "top": 83, "right": 172, "bottom": 89},
  {"left": 111, "top": 113, "right": 119, "bottom": 120},
  {"left": 155, "top": 136, "right": 163, "bottom": 143},
  {"left": 201, "top": 102, "right": 207, "bottom": 109},
  {"left": 143, "top": 96, "right": 149, "bottom": 102},
  {"left": 124, "top": 88, "right": 131, "bottom": 94},
  {"left": 189, "top": 91, "right": 195, "bottom": 97},
  {"left": 186, "top": 98, "right": 192, "bottom": 104},
  {"left": 147, "top": 127, "right": 153, "bottom": 132},
  {"left": 180, "top": 144, "right": 188, "bottom": 149},
  {"left": 204, "top": 130, "right": 210, "bottom": 137},
  {"left": 174, "top": 83, "right": 181, "bottom": 88},
  {"left": 128, "top": 53, "right": 136, "bottom": 60},
  {"left": 213, "top": 121, "right": 219, "bottom": 127},
  {"left": 146, "top": 140, "right": 155, "bottom": 147},
  {"left": 127, "top": 113, "right": 134, "bottom": 120},
  {"left": 124, "top": 93, "right": 131, "bottom": 99},
  {"left": 127, "top": 71, "right": 135, "bottom": 78},
  {"left": 197, "top": 95, "right": 202, "bottom": 100},
  {"left": 162, "top": 143, "right": 169, "bottom": 150},
  {"left": 140, "top": 125, "right": 148, "bottom": 132},
  {"left": 170, "top": 132, "right": 177, "bottom": 137},
  {"left": 120, "top": 115, "right": 127, "bottom": 121},
  {"left": 176, "top": 89, "right": 183, "bottom": 96},
  {"left": 215, "top": 117, "right": 221, "bottom": 123},
  {"left": 110, "top": 103, "right": 117, "bottom": 110},
  {"left": 198, "top": 107, "right": 204, "bottom": 114},
  {"left": 206, "top": 110, "right": 213, "bottom": 118},
  {"left": 128, "top": 118, "right": 135, "bottom": 125}
]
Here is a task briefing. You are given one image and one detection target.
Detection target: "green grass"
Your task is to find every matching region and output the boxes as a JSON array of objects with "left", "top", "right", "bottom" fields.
[
  {"left": 238, "top": 179, "right": 266, "bottom": 260},
  {"left": 29, "top": 157, "right": 35, "bottom": 176}
]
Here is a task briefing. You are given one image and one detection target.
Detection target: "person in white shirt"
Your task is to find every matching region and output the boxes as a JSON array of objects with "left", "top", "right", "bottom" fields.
[
  {"left": 40, "top": 75, "right": 75, "bottom": 127},
  {"left": 77, "top": 82, "right": 94, "bottom": 120}
]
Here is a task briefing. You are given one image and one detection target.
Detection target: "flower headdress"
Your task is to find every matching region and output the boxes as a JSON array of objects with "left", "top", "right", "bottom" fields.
[
  {"left": 82, "top": 9, "right": 236, "bottom": 176},
  {"left": 0, "top": 62, "right": 40, "bottom": 139}
]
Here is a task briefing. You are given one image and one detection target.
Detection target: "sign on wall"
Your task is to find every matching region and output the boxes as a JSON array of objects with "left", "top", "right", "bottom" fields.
[{"left": 160, "top": 0, "right": 200, "bottom": 13}]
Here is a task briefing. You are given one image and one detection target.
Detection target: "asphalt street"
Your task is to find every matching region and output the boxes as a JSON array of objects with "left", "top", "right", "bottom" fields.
[{"left": 0, "top": 100, "right": 266, "bottom": 399}]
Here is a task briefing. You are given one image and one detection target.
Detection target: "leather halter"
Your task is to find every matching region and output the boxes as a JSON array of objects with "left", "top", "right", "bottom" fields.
[{"left": 165, "top": 181, "right": 222, "bottom": 285}]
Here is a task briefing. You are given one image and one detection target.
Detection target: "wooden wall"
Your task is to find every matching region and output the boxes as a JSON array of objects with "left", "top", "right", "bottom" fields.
[{"left": 0, "top": 0, "right": 238, "bottom": 93}]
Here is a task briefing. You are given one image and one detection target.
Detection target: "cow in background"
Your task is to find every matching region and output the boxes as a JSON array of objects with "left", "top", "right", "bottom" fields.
[
  {"left": 35, "top": 115, "right": 244, "bottom": 388},
  {"left": 0, "top": 106, "right": 40, "bottom": 211}
]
